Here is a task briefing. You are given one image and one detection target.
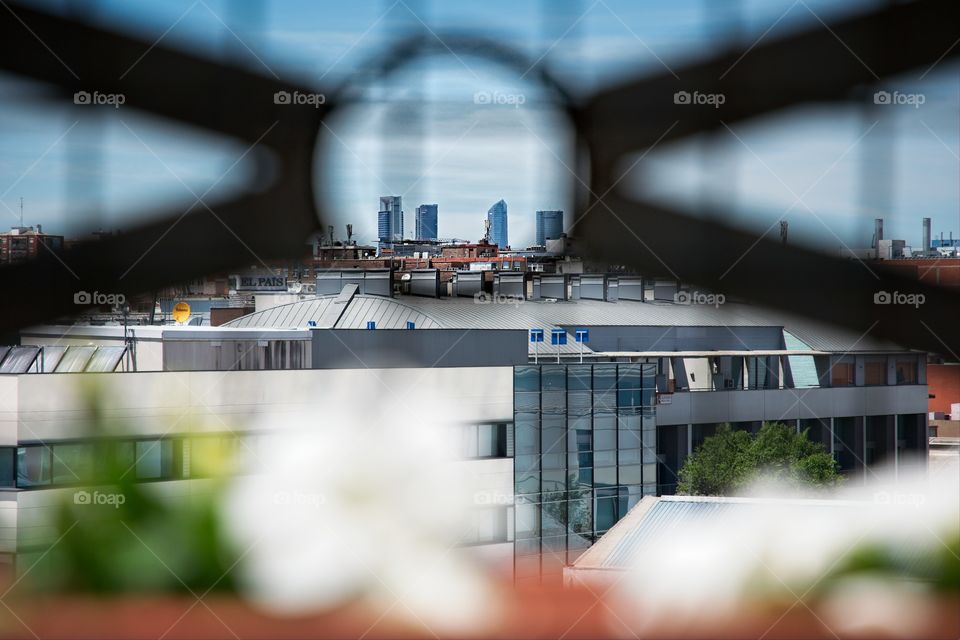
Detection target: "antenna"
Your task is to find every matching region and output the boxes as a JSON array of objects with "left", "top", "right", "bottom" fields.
[{"left": 19, "top": 197, "right": 23, "bottom": 228}]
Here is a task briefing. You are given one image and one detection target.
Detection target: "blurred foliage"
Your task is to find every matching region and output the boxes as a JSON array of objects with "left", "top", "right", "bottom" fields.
[
  {"left": 16, "top": 380, "right": 239, "bottom": 594},
  {"left": 821, "top": 531, "right": 960, "bottom": 592},
  {"left": 677, "top": 422, "right": 842, "bottom": 496}
]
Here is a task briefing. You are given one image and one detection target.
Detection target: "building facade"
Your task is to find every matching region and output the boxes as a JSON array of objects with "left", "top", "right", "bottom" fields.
[
  {"left": 535, "top": 210, "right": 563, "bottom": 247},
  {"left": 1, "top": 287, "right": 932, "bottom": 584},
  {"left": 0, "top": 226, "right": 64, "bottom": 264},
  {"left": 415, "top": 204, "right": 438, "bottom": 241},
  {"left": 487, "top": 200, "right": 509, "bottom": 249}
]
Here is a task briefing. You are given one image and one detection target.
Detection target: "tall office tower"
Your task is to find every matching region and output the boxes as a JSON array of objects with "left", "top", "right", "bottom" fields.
[
  {"left": 487, "top": 199, "right": 509, "bottom": 249},
  {"left": 415, "top": 204, "right": 439, "bottom": 241},
  {"left": 535, "top": 210, "right": 564, "bottom": 246},
  {"left": 378, "top": 196, "right": 403, "bottom": 242}
]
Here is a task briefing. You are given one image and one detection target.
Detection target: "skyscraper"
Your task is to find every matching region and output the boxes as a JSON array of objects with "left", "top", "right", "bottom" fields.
[
  {"left": 415, "top": 204, "right": 438, "bottom": 241},
  {"left": 535, "top": 210, "right": 564, "bottom": 246},
  {"left": 487, "top": 199, "right": 508, "bottom": 249},
  {"left": 378, "top": 196, "right": 403, "bottom": 244}
]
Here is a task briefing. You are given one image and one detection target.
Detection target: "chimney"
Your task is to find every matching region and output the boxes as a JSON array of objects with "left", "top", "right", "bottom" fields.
[{"left": 922, "top": 218, "right": 931, "bottom": 252}]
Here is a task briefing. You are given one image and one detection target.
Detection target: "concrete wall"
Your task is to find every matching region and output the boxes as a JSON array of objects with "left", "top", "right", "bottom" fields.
[
  {"left": 312, "top": 329, "right": 527, "bottom": 369},
  {"left": 557, "top": 326, "right": 783, "bottom": 353},
  {"left": 656, "top": 385, "right": 929, "bottom": 426},
  {"left": 1, "top": 367, "right": 515, "bottom": 443}
]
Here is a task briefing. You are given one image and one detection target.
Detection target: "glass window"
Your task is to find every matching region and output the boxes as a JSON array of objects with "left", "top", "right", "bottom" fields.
[
  {"left": 567, "top": 498, "right": 593, "bottom": 534},
  {"left": 594, "top": 466, "right": 616, "bottom": 486},
  {"left": 567, "top": 366, "right": 592, "bottom": 390},
  {"left": 593, "top": 365, "right": 617, "bottom": 391},
  {"left": 515, "top": 454, "right": 539, "bottom": 472},
  {"left": 593, "top": 450, "right": 617, "bottom": 467},
  {"left": 541, "top": 390, "right": 565, "bottom": 414},
  {"left": 515, "top": 503, "right": 540, "bottom": 539},
  {"left": 541, "top": 416, "right": 565, "bottom": 456},
  {"left": 618, "top": 364, "right": 644, "bottom": 390},
  {"left": 895, "top": 358, "right": 917, "bottom": 384},
  {"left": 567, "top": 390, "right": 592, "bottom": 415},
  {"left": 568, "top": 467, "right": 593, "bottom": 490},
  {"left": 541, "top": 469, "right": 566, "bottom": 495},
  {"left": 0, "top": 448, "right": 15, "bottom": 488},
  {"left": 541, "top": 366, "right": 566, "bottom": 391},
  {"left": 595, "top": 496, "right": 618, "bottom": 533},
  {"left": 515, "top": 414, "right": 539, "bottom": 455},
  {"left": 619, "top": 465, "right": 643, "bottom": 484},
  {"left": 52, "top": 443, "right": 95, "bottom": 484},
  {"left": 831, "top": 361, "right": 855, "bottom": 387},
  {"left": 514, "top": 366, "right": 539, "bottom": 392},
  {"left": 135, "top": 439, "right": 173, "bottom": 480},
  {"left": 617, "top": 387, "right": 643, "bottom": 408},
  {"left": 864, "top": 358, "right": 887, "bottom": 385},
  {"left": 17, "top": 446, "right": 51, "bottom": 487},
  {"left": 595, "top": 430, "right": 616, "bottom": 451},
  {"left": 515, "top": 392, "right": 540, "bottom": 412},
  {"left": 515, "top": 469, "right": 539, "bottom": 495}
]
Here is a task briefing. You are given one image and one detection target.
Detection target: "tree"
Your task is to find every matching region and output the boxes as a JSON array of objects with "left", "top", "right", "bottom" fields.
[{"left": 677, "top": 422, "right": 842, "bottom": 496}]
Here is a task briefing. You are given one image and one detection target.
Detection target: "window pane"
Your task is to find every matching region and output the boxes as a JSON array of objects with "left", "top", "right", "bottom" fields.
[
  {"left": 541, "top": 366, "right": 566, "bottom": 391},
  {"left": 17, "top": 446, "right": 51, "bottom": 487},
  {"left": 515, "top": 392, "right": 539, "bottom": 412},
  {"left": 514, "top": 367, "right": 539, "bottom": 392},
  {"left": 135, "top": 439, "right": 173, "bottom": 479},
  {"left": 864, "top": 359, "right": 886, "bottom": 385},
  {"left": 895, "top": 359, "right": 917, "bottom": 384},
  {"left": 0, "top": 448, "right": 14, "bottom": 488},
  {"left": 52, "top": 443, "right": 95, "bottom": 484}
]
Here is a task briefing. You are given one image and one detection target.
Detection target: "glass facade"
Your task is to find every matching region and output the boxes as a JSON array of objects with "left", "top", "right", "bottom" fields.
[{"left": 513, "top": 363, "right": 657, "bottom": 584}]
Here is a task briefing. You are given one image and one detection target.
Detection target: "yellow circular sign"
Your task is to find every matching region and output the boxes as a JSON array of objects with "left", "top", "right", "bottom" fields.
[{"left": 172, "top": 301, "right": 191, "bottom": 324}]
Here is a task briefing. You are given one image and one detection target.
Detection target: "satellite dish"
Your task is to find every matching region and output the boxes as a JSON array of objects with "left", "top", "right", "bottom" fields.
[{"left": 172, "top": 301, "right": 191, "bottom": 324}]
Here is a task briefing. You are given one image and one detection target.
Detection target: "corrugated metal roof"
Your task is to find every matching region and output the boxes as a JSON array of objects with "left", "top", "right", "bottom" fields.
[
  {"left": 599, "top": 496, "right": 859, "bottom": 569},
  {"left": 223, "top": 294, "right": 909, "bottom": 353}
]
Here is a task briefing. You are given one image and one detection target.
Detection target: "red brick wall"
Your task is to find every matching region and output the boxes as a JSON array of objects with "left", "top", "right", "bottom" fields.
[{"left": 928, "top": 363, "right": 960, "bottom": 414}]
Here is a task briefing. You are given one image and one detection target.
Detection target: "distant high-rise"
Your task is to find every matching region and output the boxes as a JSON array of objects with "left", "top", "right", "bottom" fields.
[
  {"left": 487, "top": 199, "right": 508, "bottom": 249},
  {"left": 415, "top": 204, "right": 438, "bottom": 241},
  {"left": 535, "top": 210, "right": 564, "bottom": 246},
  {"left": 378, "top": 196, "right": 403, "bottom": 244}
]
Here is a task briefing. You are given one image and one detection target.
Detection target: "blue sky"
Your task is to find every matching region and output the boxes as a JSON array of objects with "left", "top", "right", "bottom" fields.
[{"left": 1, "top": 0, "right": 957, "bottom": 250}]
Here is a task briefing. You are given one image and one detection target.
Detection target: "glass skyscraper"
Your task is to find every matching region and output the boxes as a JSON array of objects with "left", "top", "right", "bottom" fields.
[
  {"left": 535, "top": 210, "right": 564, "bottom": 247},
  {"left": 378, "top": 196, "right": 403, "bottom": 244},
  {"left": 415, "top": 204, "right": 438, "bottom": 241},
  {"left": 487, "top": 199, "right": 508, "bottom": 249}
]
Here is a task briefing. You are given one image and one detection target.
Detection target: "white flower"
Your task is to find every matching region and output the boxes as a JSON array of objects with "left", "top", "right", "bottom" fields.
[{"left": 221, "top": 385, "right": 497, "bottom": 633}]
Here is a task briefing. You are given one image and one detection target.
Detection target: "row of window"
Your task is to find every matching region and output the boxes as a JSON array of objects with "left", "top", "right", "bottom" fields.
[
  {"left": 1, "top": 435, "right": 239, "bottom": 489},
  {"left": 2, "top": 422, "right": 513, "bottom": 489},
  {"left": 829, "top": 357, "right": 918, "bottom": 387}
]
